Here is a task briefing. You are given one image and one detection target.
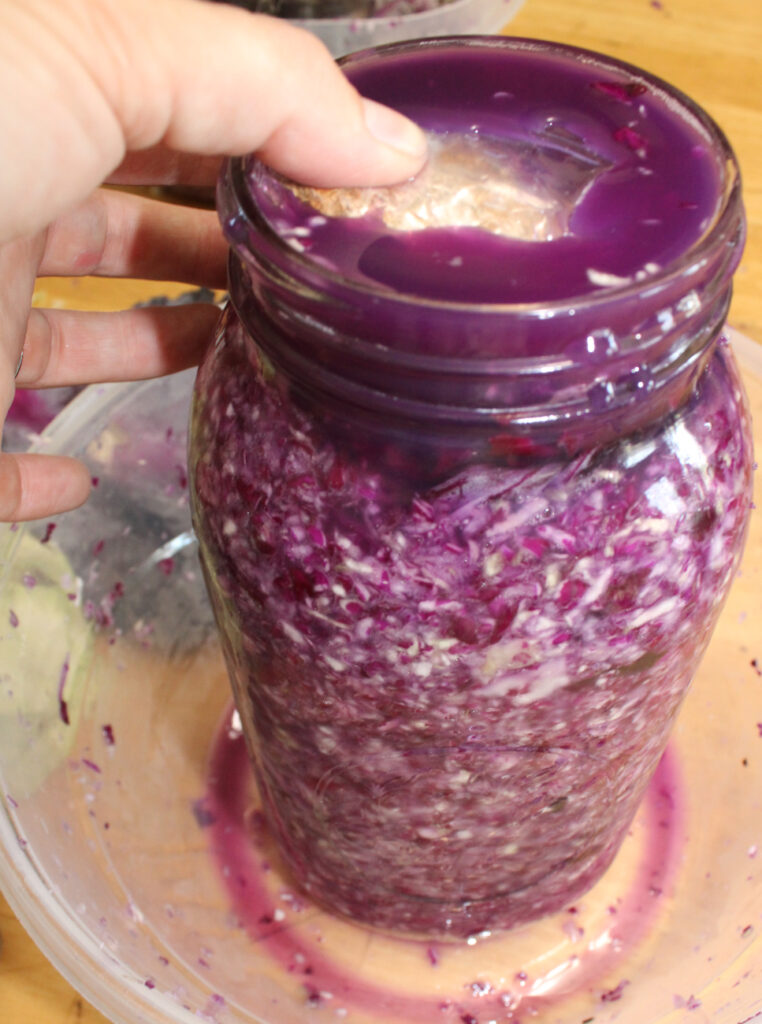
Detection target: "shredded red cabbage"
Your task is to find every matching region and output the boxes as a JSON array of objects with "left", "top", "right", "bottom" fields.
[{"left": 191, "top": 315, "right": 752, "bottom": 936}]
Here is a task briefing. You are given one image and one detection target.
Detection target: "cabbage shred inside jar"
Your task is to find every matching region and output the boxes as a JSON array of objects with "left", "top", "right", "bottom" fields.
[{"left": 189, "top": 38, "right": 753, "bottom": 938}]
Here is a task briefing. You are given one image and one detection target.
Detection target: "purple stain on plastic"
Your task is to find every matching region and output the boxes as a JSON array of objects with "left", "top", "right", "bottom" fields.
[
  {"left": 192, "top": 799, "right": 217, "bottom": 828},
  {"left": 8, "top": 609, "right": 19, "bottom": 628},
  {"left": 601, "top": 979, "right": 630, "bottom": 1002},
  {"left": 102, "top": 723, "right": 116, "bottom": 746},
  {"left": 82, "top": 758, "right": 102, "bottom": 774},
  {"left": 304, "top": 985, "right": 322, "bottom": 1006},
  {"left": 158, "top": 557, "right": 175, "bottom": 576},
  {"left": 201, "top": 993, "right": 227, "bottom": 1020},
  {"left": 469, "top": 980, "right": 493, "bottom": 996},
  {"left": 58, "top": 656, "right": 71, "bottom": 725},
  {"left": 41, "top": 522, "right": 56, "bottom": 544}
]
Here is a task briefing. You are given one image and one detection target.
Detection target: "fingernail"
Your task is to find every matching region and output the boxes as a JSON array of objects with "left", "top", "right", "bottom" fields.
[{"left": 362, "top": 98, "right": 427, "bottom": 161}]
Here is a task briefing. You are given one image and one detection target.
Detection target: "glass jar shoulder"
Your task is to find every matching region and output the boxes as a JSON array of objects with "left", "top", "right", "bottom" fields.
[
  {"left": 191, "top": 308, "right": 752, "bottom": 568},
  {"left": 190, "top": 309, "right": 752, "bottom": 695}
]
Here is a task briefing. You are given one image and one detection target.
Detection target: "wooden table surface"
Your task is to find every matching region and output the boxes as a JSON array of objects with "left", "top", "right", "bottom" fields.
[{"left": 1, "top": 0, "right": 760, "bottom": 1020}]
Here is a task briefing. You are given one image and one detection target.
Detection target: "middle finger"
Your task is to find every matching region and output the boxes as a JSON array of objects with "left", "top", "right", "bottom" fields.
[{"left": 38, "top": 188, "right": 228, "bottom": 289}]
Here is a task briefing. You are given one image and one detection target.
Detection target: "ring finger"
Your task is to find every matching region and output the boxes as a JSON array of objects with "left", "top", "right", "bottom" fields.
[
  {"left": 37, "top": 187, "right": 228, "bottom": 286},
  {"left": 17, "top": 301, "right": 221, "bottom": 389}
]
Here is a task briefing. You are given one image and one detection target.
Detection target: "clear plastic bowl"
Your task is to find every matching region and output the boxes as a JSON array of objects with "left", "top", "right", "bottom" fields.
[
  {"left": 267, "top": 0, "right": 526, "bottom": 56},
  {"left": 0, "top": 330, "right": 761, "bottom": 1024}
]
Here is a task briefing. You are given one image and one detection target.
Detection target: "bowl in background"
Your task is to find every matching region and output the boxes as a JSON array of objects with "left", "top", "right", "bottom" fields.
[{"left": 214, "top": 0, "right": 526, "bottom": 55}]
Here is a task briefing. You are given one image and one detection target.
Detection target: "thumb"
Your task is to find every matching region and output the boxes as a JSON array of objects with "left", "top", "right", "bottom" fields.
[{"left": 149, "top": 4, "right": 429, "bottom": 188}]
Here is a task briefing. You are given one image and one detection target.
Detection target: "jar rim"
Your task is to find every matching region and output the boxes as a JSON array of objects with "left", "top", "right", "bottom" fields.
[{"left": 224, "top": 34, "right": 742, "bottom": 322}]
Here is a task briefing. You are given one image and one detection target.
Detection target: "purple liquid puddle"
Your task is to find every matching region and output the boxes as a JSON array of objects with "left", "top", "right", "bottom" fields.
[{"left": 201, "top": 705, "right": 684, "bottom": 1022}]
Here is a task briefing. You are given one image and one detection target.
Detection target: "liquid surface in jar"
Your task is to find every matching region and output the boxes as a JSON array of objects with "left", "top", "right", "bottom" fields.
[{"left": 252, "top": 44, "right": 724, "bottom": 305}]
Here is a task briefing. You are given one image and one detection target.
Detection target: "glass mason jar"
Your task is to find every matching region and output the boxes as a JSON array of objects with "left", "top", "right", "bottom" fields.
[{"left": 189, "top": 38, "right": 753, "bottom": 939}]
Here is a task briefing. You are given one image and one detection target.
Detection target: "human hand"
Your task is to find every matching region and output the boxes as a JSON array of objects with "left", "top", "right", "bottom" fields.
[{"left": 0, "top": 0, "right": 427, "bottom": 522}]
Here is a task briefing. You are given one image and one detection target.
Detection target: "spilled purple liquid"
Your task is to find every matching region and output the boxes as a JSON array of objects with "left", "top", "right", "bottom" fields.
[{"left": 200, "top": 706, "right": 684, "bottom": 1022}]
